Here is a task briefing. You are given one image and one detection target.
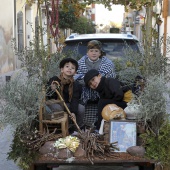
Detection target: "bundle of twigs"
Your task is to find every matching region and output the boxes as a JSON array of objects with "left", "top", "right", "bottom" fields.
[
  {"left": 77, "top": 128, "right": 119, "bottom": 164},
  {"left": 20, "top": 128, "right": 62, "bottom": 151}
]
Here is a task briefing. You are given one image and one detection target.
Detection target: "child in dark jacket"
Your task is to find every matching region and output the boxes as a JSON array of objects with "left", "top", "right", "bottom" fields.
[
  {"left": 46, "top": 58, "right": 85, "bottom": 129},
  {"left": 74, "top": 40, "right": 115, "bottom": 126},
  {"left": 84, "top": 69, "right": 128, "bottom": 130}
]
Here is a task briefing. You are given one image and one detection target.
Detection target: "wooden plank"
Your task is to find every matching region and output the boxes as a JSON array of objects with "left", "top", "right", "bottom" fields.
[
  {"left": 34, "top": 154, "right": 155, "bottom": 165},
  {"left": 33, "top": 159, "right": 155, "bottom": 170},
  {"left": 163, "top": 0, "right": 168, "bottom": 18},
  {"left": 39, "top": 106, "right": 44, "bottom": 133},
  {"left": 163, "top": 0, "right": 168, "bottom": 55}
]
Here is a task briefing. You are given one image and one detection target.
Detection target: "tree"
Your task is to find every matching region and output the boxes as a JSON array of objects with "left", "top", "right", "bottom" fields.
[
  {"left": 71, "top": 16, "right": 96, "bottom": 34},
  {"left": 26, "top": 0, "right": 157, "bottom": 47},
  {"left": 82, "top": 0, "right": 127, "bottom": 10},
  {"left": 58, "top": 5, "right": 77, "bottom": 29}
]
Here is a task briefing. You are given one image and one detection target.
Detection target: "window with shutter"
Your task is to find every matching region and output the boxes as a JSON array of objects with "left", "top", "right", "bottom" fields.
[{"left": 17, "top": 11, "right": 23, "bottom": 51}]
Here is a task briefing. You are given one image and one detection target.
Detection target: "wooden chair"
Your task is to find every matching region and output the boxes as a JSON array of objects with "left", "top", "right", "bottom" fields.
[
  {"left": 40, "top": 99, "right": 68, "bottom": 137},
  {"left": 42, "top": 112, "right": 68, "bottom": 137}
]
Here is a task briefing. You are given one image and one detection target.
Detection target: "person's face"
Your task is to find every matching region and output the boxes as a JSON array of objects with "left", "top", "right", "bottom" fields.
[
  {"left": 87, "top": 48, "right": 101, "bottom": 61},
  {"left": 88, "top": 74, "right": 101, "bottom": 89},
  {"left": 61, "top": 62, "right": 76, "bottom": 78}
]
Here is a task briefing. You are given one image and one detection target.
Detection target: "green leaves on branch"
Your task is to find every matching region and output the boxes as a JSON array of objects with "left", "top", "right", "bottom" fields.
[
  {"left": 58, "top": 5, "right": 96, "bottom": 33},
  {"left": 0, "top": 73, "right": 42, "bottom": 129},
  {"left": 140, "top": 120, "right": 170, "bottom": 167},
  {"left": 77, "top": 0, "right": 155, "bottom": 11},
  {"left": 59, "top": 5, "right": 77, "bottom": 29},
  {"left": 8, "top": 129, "right": 39, "bottom": 170},
  {"left": 71, "top": 16, "right": 96, "bottom": 34}
]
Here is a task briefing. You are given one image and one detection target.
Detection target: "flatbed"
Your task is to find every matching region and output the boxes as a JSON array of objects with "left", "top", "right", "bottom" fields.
[{"left": 31, "top": 153, "right": 155, "bottom": 170}]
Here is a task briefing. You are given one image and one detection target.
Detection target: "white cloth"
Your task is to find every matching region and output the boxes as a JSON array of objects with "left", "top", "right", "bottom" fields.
[{"left": 99, "top": 119, "right": 106, "bottom": 135}]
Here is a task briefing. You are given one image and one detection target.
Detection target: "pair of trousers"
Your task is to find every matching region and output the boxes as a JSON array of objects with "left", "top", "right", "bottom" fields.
[{"left": 45, "top": 103, "right": 85, "bottom": 128}]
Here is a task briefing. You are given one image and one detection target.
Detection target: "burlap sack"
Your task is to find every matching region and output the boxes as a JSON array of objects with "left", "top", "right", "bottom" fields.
[{"left": 102, "top": 104, "right": 126, "bottom": 121}]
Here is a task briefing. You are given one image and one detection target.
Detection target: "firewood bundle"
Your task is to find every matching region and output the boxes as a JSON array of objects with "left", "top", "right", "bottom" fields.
[
  {"left": 20, "top": 128, "right": 62, "bottom": 151},
  {"left": 77, "top": 128, "right": 119, "bottom": 164}
]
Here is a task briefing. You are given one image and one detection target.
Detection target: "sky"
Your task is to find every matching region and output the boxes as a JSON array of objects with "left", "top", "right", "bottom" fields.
[{"left": 95, "top": 4, "right": 125, "bottom": 28}]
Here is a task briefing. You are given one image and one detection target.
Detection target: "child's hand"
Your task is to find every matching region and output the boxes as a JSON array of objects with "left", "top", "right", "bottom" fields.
[
  {"left": 51, "top": 82, "right": 57, "bottom": 90},
  {"left": 69, "top": 113, "right": 76, "bottom": 120}
]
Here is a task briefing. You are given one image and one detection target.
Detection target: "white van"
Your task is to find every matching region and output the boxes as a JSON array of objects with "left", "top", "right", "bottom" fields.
[{"left": 63, "top": 33, "right": 142, "bottom": 60}]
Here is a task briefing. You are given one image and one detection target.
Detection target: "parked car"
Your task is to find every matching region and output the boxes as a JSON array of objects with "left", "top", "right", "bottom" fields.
[{"left": 62, "top": 33, "right": 142, "bottom": 61}]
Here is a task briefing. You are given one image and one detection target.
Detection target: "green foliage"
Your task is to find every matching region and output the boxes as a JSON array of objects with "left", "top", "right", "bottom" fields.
[
  {"left": 114, "top": 36, "right": 170, "bottom": 84},
  {"left": 113, "top": 37, "right": 170, "bottom": 134},
  {"left": 0, "top": 74, "right": 42, "bottom": 129},
  {"left": 140, "top": 120, "right": 170, "bottom": 166},
  {"left": 117, "top": 37, "right": 170, "bottom": 166},
  {"left": 113, "top": 44, "right": 144, "bottom": 85},
  {"left": 71, "top": 16, "right": 96, "bottom": 34},
  {"left": 0, "top": 26, "right": 72, "bottom": 169},
  {"left": 0, "top": 37, "right": 69, "bottom": 129},
  {"left": 83, "top": 0, "right": 126, "bottom": 10},
  {"left": 141, "top": 42, "right": 168, "bottom": 78},
  {"left": 82, "top": 0, "right": 155, "bottom": 11},
  {"left": 59, "top": 5, "right": 77, "bottom": 29},
  {"left": 58, "top": 4, "right": 96, "bottom": 33},
  {"left": 135, "top": 75, "right": 167, "bottom": 134},
  {"left": 0, "top": 35, "right": 54, "bottom": 128},
  {"left": 0, "top": 4, "right": 83, "bottom": 169},
  {"left": 46, "top": 53, "right": 63, "bottom": 79},
  {"left": 61, "top": 0, "right": 86, "bottom": 16},
  {"left": 8, "top": 128, "right": 39, "bottom": 170},
  {"left": 11, "top": 38, "right": 49, "bottom": 84}
]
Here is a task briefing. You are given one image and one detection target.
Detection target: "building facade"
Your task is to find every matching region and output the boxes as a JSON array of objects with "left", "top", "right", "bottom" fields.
[
  {"left": 123, "top": 0, "right": 170, "bottom": 49},
  {"left": 0, "top": 0, "right": 15, "bottom": 82},
  {"left": 0, "top": 0, "right": 48, "bottom": 83}
]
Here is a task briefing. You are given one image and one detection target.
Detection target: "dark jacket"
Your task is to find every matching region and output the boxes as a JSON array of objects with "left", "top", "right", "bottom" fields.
[
  {"left": 95, "top": 77, "right": 124, "bottom": 101},
  {"left": 46, "top": 76, "right": 82, "bottom": 114}
]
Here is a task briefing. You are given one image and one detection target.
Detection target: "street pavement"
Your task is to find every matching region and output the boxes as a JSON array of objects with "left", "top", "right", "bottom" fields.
[{"left": 0, "top": 125, "right": 21, "bottom": 170}]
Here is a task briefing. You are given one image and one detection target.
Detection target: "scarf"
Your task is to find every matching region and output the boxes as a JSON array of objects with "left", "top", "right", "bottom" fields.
[{"left": 59, "top": 73, "right": 74, "bottom": 102}]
